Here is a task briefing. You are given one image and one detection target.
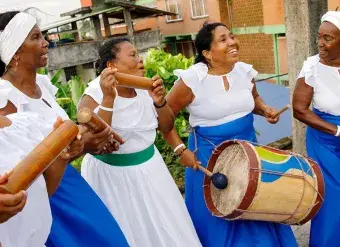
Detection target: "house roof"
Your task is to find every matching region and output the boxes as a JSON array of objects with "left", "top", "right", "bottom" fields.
[{"left": 41, "top": 2, "right": 175, "bottom": 32}]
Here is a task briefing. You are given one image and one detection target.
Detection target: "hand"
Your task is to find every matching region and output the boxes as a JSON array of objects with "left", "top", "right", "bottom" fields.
[
  {"left": 0, "top": 172, "right": 27, "bottom": 223},
  {"left": 178, "top": 149, "right": 200, "bottom": 170},
  {"left": 82, "top": 125, "right": 124, "bottom": 155},
  {"left": 53, "top": 118, "right": 85, "bottom": 160},
  {"left": 263, "top": 105, "right": 280, "bottom": 124},
  {"left": 100, "top": 68, "right": 119, "bottom": 99},
  {"left": 149, "top": 75, "right": 166, "bottom": 107}
]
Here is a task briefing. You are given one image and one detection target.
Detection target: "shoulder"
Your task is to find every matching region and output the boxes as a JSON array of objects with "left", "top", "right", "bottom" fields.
[
  {"left": 173, "top": 62, "right": 208, "bottom": 90},
  {"left": 234, "top": 62, "right": 257, "bottom": 75},
  {"left": 0, "top": 79, "right": 23, "bottom": 109},
  {"left": 83, "top": 76, "right": 102, "bottom": 103},
  {"left": 298, "top": 55, "right": 320, "bottom": 86},
  {"left": 232, "top": 62, "right": 258, "bottom": 82},
  {"left": 36, "top": 74, "right": 58, "bottom": 96}
]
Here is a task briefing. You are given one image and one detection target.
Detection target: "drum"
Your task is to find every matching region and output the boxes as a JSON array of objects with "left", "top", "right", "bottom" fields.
[{"left": 203, "top": 140, "right": 325, "bottom": 225}]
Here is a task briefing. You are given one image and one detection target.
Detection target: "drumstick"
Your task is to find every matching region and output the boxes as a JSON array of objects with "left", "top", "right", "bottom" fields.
[
  {"left": 197, "top": 164, "right": 228, "bottom": 190},
  {"left": 77, "top": 108, "right": 124, "bottom": 144},
  {"left": 0, "top": 120, "right": 79, "bottom": 194},
  {"left": 274, "top": 104, "right": 291, "bottom": 118}
]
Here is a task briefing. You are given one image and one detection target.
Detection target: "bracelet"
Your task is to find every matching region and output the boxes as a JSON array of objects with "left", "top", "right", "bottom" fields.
[
  {"left": 336, "top": 126, "right": 340, "bottom": 137},
  {"left": 99, "top": 105, "right": 114, "bottom": 112},
  {"left": 174, "top": 143, "right": 185, "bottom": 153},
  {"left": 154, "top": 99, "right": 167, "bottom": 109},
  {"left": 177, "top": 147, "right": 187, "bottom": 157}
]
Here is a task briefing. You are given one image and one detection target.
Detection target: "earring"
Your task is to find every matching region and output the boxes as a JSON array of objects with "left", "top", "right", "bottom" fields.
[{"left": 14, "top": 60, "right": 19, "bottom": 72}]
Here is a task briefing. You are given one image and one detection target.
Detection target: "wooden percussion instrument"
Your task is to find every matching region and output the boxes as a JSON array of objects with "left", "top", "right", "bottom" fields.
[
  {"left": 114, "top": 72, "right": 154, "bottom": 91},
  {"left": 77, "top": 108, "right": 108, "bottom": 134},
  {"left": 204, "top": 140, "right": 325, "bottom": 225},
  {"left": 0, "top": 120, "right": 79, "bottom": 194}
]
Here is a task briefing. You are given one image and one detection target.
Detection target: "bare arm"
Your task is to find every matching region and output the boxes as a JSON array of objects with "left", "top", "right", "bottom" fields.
[
  {"left": 43, "top": 155, "right": 69, "bottom": 196},
  {"left": 251, "top": 79, "right": 280, "bottom": 124},
  {"left": 252, "top": 79, "right": 266, "bottom": 116},
  {"left": 162, "top": 79, "right": 193, "bottom": 148},
  {"left": 149, "top": 75, "right": 174, "bottom": 133},
  {"left": 0, "top": 101, "right": 17, "bottom": 116},
  {"left": 161, "top": 79, "right": 199, "bottom": 169},
  {"left": 293, "top": 78, "right": 337, "bottom": 135}
]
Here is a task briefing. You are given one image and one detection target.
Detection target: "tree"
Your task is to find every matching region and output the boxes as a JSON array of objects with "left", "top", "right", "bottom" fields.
[{"left": 283, "top": 0, "right": 328, "bottom": 155}]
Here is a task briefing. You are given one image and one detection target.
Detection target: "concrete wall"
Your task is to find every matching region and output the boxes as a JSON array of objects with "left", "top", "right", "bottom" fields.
[
  {"left": 76, "top": 64, "right": 97, "bottom": 83},
  {"left": 156, "top": 0, "right": 221, "bottom": 36},
  {"left": 47, "top": 30, "right": 162, "bottom": 71},
  {"left": 47, "top": 41, "right": 99, "bottom": 71}
]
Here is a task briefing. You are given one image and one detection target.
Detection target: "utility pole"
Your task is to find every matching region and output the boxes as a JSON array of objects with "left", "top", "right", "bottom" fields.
[{"left": 283, "top": 0, "right": 328, "bottom": 155}]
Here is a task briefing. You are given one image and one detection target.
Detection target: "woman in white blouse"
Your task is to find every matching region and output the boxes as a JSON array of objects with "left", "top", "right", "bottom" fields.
[
  {"left": 293, "top": 11, "right": 340, "bottom": 246},
  {"left": 0, "top": 11, "right": 129, "bottom": 247},
  {"left": 78, "top": 38, "right": 202, "bottom": 247},
  {"left": 163, "top": 22, "right": 297, "bottom": 246},
  {"left": 0, "top": 113, "right": 72, "bottom": 247}
]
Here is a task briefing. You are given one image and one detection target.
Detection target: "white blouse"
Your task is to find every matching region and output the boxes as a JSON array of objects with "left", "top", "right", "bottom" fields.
[
  {"left": 298, "top": 55, "right": 340, "bottom": 116},
  {"left": 174, "top": 62, "right": 257, "bottom": 127},
  {"left": 0, "top": 74, "right": 69, "bottom": 124},
  {"left": 0, "top": 112, "right": 52, "bottom": 247},
  {"left": 83, "top": 76, "right": 159, "bottom": 154}
]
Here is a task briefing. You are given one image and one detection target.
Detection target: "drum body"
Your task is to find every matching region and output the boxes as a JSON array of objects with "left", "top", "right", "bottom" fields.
[{"left": 203, "top": 140, "right": 324, "bottom": 225}]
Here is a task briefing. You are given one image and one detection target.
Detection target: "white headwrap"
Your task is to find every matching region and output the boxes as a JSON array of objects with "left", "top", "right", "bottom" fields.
[
  {"left": 0, "top": 12, "right": 36, "bottom": 66},
  {"left": 321, "top": 11, "right": 340, "bottom": 30}
]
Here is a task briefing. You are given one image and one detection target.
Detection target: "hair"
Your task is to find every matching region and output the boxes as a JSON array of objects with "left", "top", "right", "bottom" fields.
[
  {"left": 194, "top": 22, "right": 227, "bottom": 65},
  {"left": 0, "top": 11, "right": 20, "bottom": 76},
  {"left": 95, "top": 37, "right": 131, "bottom": 76}
]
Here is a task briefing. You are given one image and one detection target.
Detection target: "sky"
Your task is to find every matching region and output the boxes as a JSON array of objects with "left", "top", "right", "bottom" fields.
[{"left": 0, "top": 0, "right": 81, "bottom": 26}]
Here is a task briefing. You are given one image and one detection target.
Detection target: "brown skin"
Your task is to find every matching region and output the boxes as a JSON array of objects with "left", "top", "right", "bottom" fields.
[
  {"left": 162, "top": 26, "right": 280, "bottom": 169},
  {"left": 78, "top": 41, "right": 174, "bottom": 134},
  {"left": 293, "top": 21, "right": 340, "bottom": 135},
  {"left": 0, "top": 160, "right": 27, "bottom": 224},
  {"left": 0, "top": 26, "right": 119, "bottom": 194}
]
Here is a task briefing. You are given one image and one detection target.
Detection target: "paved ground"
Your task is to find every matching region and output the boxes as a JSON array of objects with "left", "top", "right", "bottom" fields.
[{"left": 292, "top": 222, "right": 310, "bottom": 247}]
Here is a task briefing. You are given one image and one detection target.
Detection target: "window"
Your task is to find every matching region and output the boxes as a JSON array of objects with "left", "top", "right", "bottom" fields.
[
  {"left": 190, "top": 0, "right": 207, "bottom": 18},
  {"left": 164, "top": 0, "right": 182, "bottom": 22}
]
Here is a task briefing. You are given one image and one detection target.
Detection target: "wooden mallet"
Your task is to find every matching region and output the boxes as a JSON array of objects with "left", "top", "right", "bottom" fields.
[
  {"left": 274, "top": 104, "right": 291, "bottom": 118},
  {"left": 197, "top": 164, "right": 228, "bottom": 190}
]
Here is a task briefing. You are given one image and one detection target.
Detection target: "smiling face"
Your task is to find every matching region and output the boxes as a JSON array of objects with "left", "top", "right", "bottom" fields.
[
  {"left": 107, "top": 41, "right": 145, "bottom": 77},
  {"left": 318, "top": 21, "right": 340, "bottom": 62},
  {"left": 11, "top": 25, "right": 49, "bottom": 69},
  {"left": 203, "top": 25, "right": 240, "bottom": 66}
]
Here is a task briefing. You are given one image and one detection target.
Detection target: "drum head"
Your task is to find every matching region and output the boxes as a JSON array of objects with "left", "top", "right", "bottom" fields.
[{"left": 204, "top": 140, "right": 260, "bottom": 218}]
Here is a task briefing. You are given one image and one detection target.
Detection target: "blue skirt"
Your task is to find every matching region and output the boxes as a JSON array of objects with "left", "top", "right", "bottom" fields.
[
  {"left": 307, "top": 109, "right": 340, "bottom": 247},
  {"left": 45, "top": 165, "right": 129, "bottom": 247},
  {"left": 186, "top": 114, "right": 297, "bottom": 247}
]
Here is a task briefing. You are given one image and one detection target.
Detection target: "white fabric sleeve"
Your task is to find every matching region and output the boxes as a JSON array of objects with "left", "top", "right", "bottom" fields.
[
  {"left": 83, "top": 77, "right": 104, "bottom": 105},
  {"left": 237, "top": 62, "right": 258, "bottom": 82},
  {"left": 173, "top": 67, "right": 200, "bottom": 94},
  {"left": 297, "top": 60, "right": 316, "bottom": 88},
  {"left": 36, "top": 74, "right": 59, "bottom": 98},
  {"left": 0, "top": 80, "right": 27, "bottom": 109},
  {"left": 0, "top": 87, "right": 12, "bottom": 108}
]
